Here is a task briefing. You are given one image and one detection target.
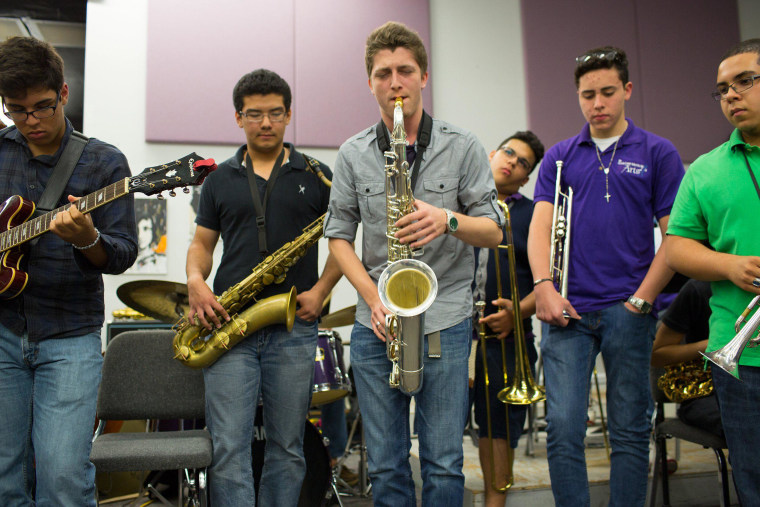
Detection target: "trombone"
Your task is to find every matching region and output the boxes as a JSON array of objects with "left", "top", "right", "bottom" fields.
[{"left": 475, "top": 200, "right": 546, "bottom": 493}]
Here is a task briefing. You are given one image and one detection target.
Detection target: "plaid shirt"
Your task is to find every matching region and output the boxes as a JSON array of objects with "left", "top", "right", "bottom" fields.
[{"left": 0, "top": 119, "right": 137, "bottom": 341}]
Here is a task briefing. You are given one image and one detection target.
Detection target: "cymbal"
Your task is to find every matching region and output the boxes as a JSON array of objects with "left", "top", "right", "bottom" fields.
[
  {"left": 320, "top": 305, "right": 356, "bottom": 328},
  {"left": 116, "top": 280, "right": 190, "bottom": 323}
]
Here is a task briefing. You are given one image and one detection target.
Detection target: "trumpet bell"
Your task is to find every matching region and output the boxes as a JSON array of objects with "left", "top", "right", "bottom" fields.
[{"left": 701, "top": 349, "right": 740, "bottom": 379}]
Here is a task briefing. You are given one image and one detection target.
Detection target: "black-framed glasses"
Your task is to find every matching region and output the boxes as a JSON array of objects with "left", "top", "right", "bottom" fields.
[
  {"left": 3, "top": 92, "right": 61, "bottom": 121},
  {"left": 238, "top": 108, "right": 287, "bottom": 123},
  {"left": 711, "top": 74, "right": 760, "bottom": 101},
  {"left": 499, "top": 146, "right": 532, "bottom": 172},
  {"left": 575, "top": 50, "right": 620, "bottom": 66}
]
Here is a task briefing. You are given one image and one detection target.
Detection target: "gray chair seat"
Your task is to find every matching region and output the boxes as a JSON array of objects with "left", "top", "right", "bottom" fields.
[{"left": 90, "top": 428, "right": 212, "bottom": 472}]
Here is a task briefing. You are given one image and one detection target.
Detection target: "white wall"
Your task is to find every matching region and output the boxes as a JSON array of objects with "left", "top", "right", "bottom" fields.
[{"left": 85, "top": 0, "right": 527, "bottom": 341}]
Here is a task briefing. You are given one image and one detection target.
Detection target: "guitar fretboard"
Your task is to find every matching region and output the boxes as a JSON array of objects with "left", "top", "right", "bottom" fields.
[{"left": 0, "top": 178, "right": 130, "bottom": 252}]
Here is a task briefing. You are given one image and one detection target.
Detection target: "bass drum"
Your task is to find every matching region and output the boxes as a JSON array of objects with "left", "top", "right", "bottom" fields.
[{"left": 252, "top": 405, "right": 330, "bottom": 507}]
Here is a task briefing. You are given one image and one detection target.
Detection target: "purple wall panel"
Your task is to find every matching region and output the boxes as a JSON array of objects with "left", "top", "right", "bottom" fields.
[
  {"left": 521, "top": 0, "right": 740, "bottom": 162},
  {"left": 635, "top": 0, "right": 738, "bottom": 159},
  {"left": 146, "top": 0, "right": 296, "bottom": 145},
  {"left": 293, "top": 1, "right": 432, "bottom": 147},
  {"left": 146, "top": 0, "right": 430, "bottom": 148},
  {"left": 521, "top": 0, "right": 641, "bottom": 151}
]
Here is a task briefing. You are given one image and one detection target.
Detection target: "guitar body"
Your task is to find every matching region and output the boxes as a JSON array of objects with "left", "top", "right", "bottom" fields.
[{"left": 0, "top": 195, "right": 35, "bottom": 299}]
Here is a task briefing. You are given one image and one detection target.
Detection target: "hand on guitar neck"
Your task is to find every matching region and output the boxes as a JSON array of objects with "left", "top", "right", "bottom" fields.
[{"left": 50, "top": 194, "right": 106, "bottom": 267}]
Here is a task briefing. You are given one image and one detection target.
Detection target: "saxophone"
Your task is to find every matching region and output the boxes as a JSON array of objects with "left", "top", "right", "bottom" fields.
[
  {"left": 173, "top": 213, "right": 325, "bottom": 369},
  {"left": 377, "top": 97, "right": 438, "bottom": 395}
]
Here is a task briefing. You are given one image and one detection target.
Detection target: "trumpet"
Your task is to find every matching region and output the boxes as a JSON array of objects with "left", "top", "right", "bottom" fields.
[
  {"left": 702, "top": 294, "right": 760, "bottom": 379},
  {"left": 549, "top": 160, "right": 573, "bottom": 306},
  {"left": 377, "top": 97, "right": 438, "bottom": 395}
]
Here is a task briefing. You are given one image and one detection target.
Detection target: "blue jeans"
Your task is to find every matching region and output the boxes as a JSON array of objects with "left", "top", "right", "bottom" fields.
[
  {"left": 203, "top": 318, "right": 317, "bottom": 507},
  {"left": 0, "top": 321, "right": 102, "bottom": 507},
  {"left": 351, "top": 319, "right": 471, "bottom": 507},
  {"left": 712, "top": 364, "right": 760, "bottom": 507},
  {"left": 541, "top": 302, "right": 655, "bottom": 507},
  {"left": 321, "top": 398, "right": 348, "bottom": 460}
]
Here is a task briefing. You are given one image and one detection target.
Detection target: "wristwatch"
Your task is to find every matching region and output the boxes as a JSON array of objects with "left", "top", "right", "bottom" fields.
[
  {"left": 627, "top": 295, "right": 652, "bottom": 314},
  {"left": 443, "top": 208, "right": 458, "bottom": 234}
]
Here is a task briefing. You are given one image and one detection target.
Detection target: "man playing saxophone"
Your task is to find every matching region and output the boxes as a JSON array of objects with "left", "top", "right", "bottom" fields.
[
  {"left": 666, "top": 39, "right": 760, "bottom": 505},
  {"left": 527, "top": 47, "right": 684, "bottom": 506},
  {"left": 185, "top": 69, "right": 341, "bottom": 506},
  {"left": 324, "top": 22, "right": 503, "bottom": 506},
  {"left": 472, "top": 131, "right": 544, "bottom": 507}
]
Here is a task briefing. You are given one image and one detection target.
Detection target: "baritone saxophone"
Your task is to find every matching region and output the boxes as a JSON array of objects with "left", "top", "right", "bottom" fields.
[{"left": 377, "top": 97, "right": 438, "bottom": 395}]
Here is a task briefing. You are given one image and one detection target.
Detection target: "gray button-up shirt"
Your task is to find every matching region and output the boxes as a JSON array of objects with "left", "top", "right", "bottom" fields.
[{"left": 324, "top": 117, "right": 503, "bottom": 334}]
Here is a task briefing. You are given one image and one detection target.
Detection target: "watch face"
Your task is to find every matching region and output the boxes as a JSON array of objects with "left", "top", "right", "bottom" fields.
[{"left": 449, "top": 215, "right": 458, "bottom": 232}]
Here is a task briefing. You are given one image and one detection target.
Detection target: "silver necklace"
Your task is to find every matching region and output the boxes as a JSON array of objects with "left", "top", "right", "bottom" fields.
[{"left": 595, "top": 139, "right": 619, "bottom": 203}]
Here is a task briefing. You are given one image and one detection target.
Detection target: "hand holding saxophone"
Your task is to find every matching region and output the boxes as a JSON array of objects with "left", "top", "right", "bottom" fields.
[
  {"left": 187, "top": 276, "right": 230, "bottom": 330},
  {"left": 393, "top": 199, "right": 447, "bottom": 248},
  {"left": 369, "top": 299, "right": 391, "bottom": 342}
]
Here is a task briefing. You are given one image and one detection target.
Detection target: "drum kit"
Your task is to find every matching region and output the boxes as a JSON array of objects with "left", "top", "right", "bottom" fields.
[{"left": 115, "top": 281, "right": 370, "bottom": 505}]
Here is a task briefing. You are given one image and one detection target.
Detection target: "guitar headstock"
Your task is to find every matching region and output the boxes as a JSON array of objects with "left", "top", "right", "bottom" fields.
[{"left": 129, "top": 153, "right": 217, "bottom": 196}]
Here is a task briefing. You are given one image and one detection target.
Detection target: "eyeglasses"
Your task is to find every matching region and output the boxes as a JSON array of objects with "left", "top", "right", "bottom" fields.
[
  {"left": 499, "top": 146, "right": 532, "bottom": 172},
  {"left": 3, "top": 92, "right": 61, "bottom": 121},
  {"left": 238, "top": 109, "right": 287, "bottom": 123},
  {"left": 711, "top": 74, "right": 760, "bottom": 101},
  {"left": 575, "top": 50, "right": 620, "bottom": 66}
]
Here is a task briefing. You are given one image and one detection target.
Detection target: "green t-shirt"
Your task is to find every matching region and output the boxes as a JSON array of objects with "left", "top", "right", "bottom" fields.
[{"left": 668, "top": 129, "right": 760, "bottom": 367}]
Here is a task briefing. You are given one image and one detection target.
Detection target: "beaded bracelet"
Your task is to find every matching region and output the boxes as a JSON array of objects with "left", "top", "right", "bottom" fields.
[
  {"left": 73, "top": 228, "right": 101, "bottom": 251},
  {"left": 533, "top": 277, "right": 553, "bottom": 287}
]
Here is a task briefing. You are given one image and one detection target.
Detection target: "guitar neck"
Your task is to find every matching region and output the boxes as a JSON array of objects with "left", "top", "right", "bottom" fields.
[{"left": 0, "top": 177, "right": 131, "bottom": 252}]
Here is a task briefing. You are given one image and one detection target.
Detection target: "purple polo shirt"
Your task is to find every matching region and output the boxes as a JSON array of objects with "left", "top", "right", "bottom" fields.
[{"left": 533, "top": 119, "right": 684, "bottom": 313}]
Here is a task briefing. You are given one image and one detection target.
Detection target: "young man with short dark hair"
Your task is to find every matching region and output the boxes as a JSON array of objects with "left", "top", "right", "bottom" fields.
[
  {"left": 527, "top": 46, "right": 684, "bottom": 505},
  {"left": 186, "top": 68, "right": 341, "bottom": 506},
  {"left": 324, "top": 21, "right": 503, "bottom": 506},
  {"left": 472, "top": 130, "right": 543, "bottom": 507},
  {"left": 0, "top": 36, "right": 137, "bottom": 505},
  {"left": 666, "top": 38, "right": 760, "bottom": 505}
]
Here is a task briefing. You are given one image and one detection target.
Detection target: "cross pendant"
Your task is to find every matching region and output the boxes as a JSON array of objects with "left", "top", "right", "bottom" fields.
[{"left": 605, "top": 192, "right": 611, "bottom": 202}]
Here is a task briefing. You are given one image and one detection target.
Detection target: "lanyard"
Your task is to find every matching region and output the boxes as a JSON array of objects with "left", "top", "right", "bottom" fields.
[
  {"left": 245, "top": 148, "right": 286, "bottom": 257},
  {"left": 376, "top": 110, "right": 432, "bottom": 192}
]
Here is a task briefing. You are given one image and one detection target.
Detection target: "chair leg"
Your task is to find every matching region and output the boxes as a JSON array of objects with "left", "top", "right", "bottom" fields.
[
  {"left": 712, "top": 448, "right": 730, "bottom": 507},
  {"left": 660, "top": 436, "right": 671, "bottom": 507}
]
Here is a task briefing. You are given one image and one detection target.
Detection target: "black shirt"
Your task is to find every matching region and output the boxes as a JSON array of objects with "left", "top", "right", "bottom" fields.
[
  {"left": 195, "top": 143, "right": 331, "bottom": 299},
  {"left": 661, "top": 279, "right": 712, "bottom": 344}
]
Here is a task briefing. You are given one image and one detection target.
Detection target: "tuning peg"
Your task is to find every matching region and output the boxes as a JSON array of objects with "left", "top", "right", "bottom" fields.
[
  {"left": 183, "top": 187, "right": 190, "bottom": 194},
  {"left": 157, "top": 194, "right": 165, "bottom": 200},
  {"left": 169, "top": 190, "right": 177, "bottom": 197}
]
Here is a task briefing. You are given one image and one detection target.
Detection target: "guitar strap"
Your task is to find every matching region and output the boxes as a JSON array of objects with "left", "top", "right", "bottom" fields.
[{"left": 0, "top": 126, "right": 90, "bottom": 246}]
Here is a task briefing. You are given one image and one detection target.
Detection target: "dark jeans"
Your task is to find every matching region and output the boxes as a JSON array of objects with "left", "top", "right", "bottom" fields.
[{"left": 712, "top": 365, "right": 760, "bottom": 507}]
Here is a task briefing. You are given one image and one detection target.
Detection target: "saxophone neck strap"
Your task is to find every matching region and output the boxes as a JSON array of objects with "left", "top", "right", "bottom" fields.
[
  {"left": 245, "top": 148, "right": 286, "bottom": 257},
  {"left": 375, "top": 109, "right": 432, "bottom": 192}
]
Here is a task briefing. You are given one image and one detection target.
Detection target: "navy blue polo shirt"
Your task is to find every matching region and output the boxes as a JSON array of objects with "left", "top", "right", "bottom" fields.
[{"left": 195, "top": 143, "right": 331, "bottom": 299}]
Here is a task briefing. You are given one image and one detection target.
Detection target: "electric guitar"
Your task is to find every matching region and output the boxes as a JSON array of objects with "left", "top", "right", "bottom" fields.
[{"left": 0, "top": 153, "right": 216, "bottom": 299}]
